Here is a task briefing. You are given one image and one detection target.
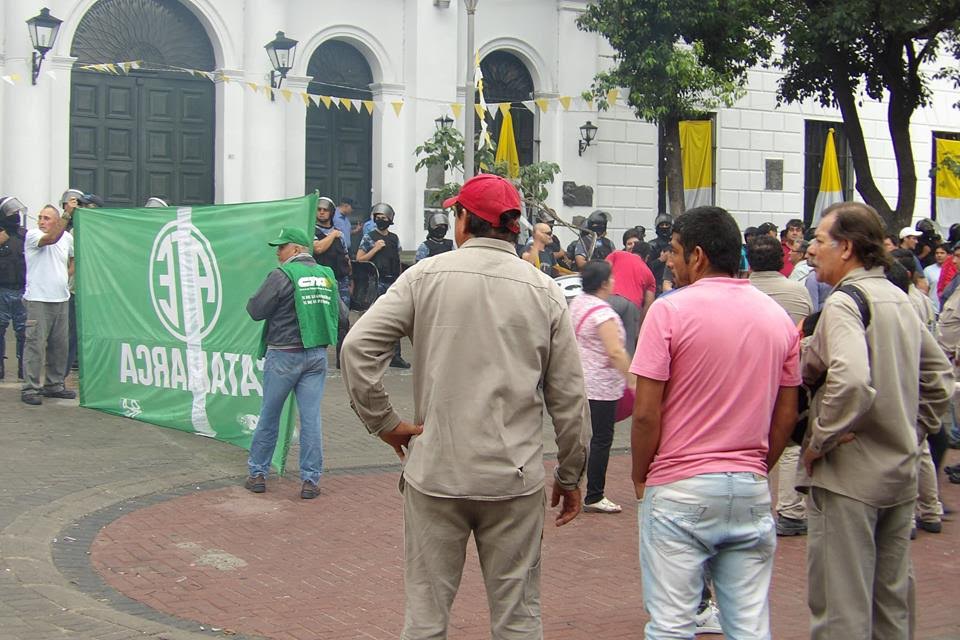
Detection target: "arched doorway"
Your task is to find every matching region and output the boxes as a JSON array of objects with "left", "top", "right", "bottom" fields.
[
  {"left": 69, "top": 0, "right": 216, "bottom": 207},
  {"left": 479, "top": 51, "right": 535, "bottom": 166},
  {"left": 305, "top": 41, "right": 374, "bottom": 222}
]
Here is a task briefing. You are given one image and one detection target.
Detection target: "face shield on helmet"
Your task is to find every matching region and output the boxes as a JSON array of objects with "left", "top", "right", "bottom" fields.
[
  {"left": 144, "top": 197, "right": 168, "bottom": 208},
  {"left": 0, "top": 196, "right": 26, "bottom": 219},
  {"left": 654, "top": 212, "right": 673, "bottom": 240},
  {"left": 586, "top": 210, "right": 610, "bottom": 234},
  {"left": 60, "top": 189, "right": 84, "bottom": 208}
]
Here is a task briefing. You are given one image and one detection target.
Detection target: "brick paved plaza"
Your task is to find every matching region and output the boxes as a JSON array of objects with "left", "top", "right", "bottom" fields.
[{"left": 1, "top": 337, "right": 959, "bottom": 639}]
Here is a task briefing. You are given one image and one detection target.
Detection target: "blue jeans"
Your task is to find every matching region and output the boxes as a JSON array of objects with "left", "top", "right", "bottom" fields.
[
  {"left": 639, "top": 472, "right": 776, "bottom": 639},
  {"left": 247, "top": 347, "right": 326, "bottom": 484},
  {"left": 0, "top": 287, "right": 26, "bottom": 368}
]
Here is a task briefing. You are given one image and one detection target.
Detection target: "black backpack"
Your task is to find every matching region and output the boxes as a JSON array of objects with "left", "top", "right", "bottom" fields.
[{"left": 791, "top": 284, "right": 871, "bottom": 445}]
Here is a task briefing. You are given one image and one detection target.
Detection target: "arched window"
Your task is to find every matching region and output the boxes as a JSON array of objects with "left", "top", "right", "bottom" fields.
[{"left": 478, "top": 51, "right": 535, "bottom": 166}]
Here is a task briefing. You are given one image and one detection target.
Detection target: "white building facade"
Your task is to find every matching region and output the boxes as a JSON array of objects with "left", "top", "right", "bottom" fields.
[{"left": 1, "top": 0, "right": 958, "bottom": 248}]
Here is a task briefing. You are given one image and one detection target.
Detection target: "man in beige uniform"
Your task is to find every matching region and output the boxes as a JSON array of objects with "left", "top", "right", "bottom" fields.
[
  {"left": 746, "top": 235, "right": 813, "bottom": 537},
  {"left": 341, "top": 173, "right": 589, "bottom": 640},
  {"left": 800, "top": 202, "right": 952, "bottom": 639}
]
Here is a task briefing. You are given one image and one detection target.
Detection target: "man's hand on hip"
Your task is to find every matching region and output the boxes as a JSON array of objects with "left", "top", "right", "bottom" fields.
[
  {"left": 380, "top": 421, "right": 423, "bottom": 461},
  {"left": 551, "top": 482, "right": 581, "bottom": 527}
]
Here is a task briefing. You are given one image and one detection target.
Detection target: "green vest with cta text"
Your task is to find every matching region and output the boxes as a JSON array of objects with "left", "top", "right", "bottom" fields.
[{"left": 258, "top": 261, "right": 339, "bottom": 358}]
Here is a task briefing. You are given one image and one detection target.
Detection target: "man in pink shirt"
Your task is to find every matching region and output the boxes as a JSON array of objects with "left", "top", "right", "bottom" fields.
[
  {"left": 606, "top": 249, "right": 656, "bottom": 354},
  {"left": 630, "top": 206, "right": 800, "bottom": 639}
]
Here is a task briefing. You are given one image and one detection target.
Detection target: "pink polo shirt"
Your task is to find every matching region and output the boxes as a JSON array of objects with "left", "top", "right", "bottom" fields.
[{"left": 630, "top": 277, "right": 801, "bottom": 486}]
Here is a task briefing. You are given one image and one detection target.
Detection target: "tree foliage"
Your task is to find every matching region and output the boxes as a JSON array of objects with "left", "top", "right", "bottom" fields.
[
  {"left": 580, "top": 0, "right": 960, "bottom": 229},
  {"left": 577, "top": 1, "right": 754, "bottom": 214}
]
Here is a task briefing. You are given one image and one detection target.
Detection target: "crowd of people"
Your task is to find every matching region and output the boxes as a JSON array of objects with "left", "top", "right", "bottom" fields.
[{"left": 5, "top": 179, "right": 959, "bottom": 639}]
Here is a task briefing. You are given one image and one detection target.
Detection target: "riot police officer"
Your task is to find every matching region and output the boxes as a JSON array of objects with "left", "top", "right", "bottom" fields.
[
  {"left": 415, "top": 213, "right": 453, "bottom": 262},
  {"left": 647, "top": 212, "right": 674, "bottom": 293},
  {"left": 358, "top": 202, "right": 409, "bottom": 368},
  {"left": 0, "top": 196, "right": 27, "bottom": 380}
]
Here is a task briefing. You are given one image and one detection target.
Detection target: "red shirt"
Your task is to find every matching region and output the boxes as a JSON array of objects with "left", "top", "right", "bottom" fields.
[
  {"left": 607, "top": 250, "right": 655, "bottom": 309},
  {"left": 779, "top": 241, "right": 794, "bottom": 277},
  {"left": 938, "top": 259, "right": 956, "bottom": 298}
]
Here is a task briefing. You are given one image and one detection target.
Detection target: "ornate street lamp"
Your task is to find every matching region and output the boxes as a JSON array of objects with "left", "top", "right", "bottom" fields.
[
  {"left": 26, "top": 7, "right": 63, "bottom": 85},
  {"left": 579, "top": 120, "right": 598, "bottom": 156},
  {"left": 435, "top": 114, "right": 454, "bottom": 131},
  {"left": 264, "top": 31, "right": 298, "bottom": 101}
]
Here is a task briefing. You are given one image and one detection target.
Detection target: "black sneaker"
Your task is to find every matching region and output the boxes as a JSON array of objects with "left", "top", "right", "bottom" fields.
[
  {"left": 21, "top": 393, "right": 41, "bottom": 406},
  {"left": 41, "top": 388, "right": 76, "bottom": 399},
  {"left": 917, "top": 520, "right": 942, "bottom": 534},
  {"left": 776, "top": 515, "right": 807, "bottom": 536},
  {"left": 300, "top": 480, "right": 320, "bottom": 499},
  {"left": 244, "top": 475, "right": 266, "bottom": 493},
  {"left": 389, "top": 356, "right": 411, "bottom": 369}
]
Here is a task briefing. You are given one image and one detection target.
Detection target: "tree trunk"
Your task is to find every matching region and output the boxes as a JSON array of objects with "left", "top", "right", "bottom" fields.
[
  {"left": 663, "top": 115, "right": 686, "bottom": 216},
  {"left": 887, "top": 97, "right": 917, "bottom": 230},
  {"left": 829, "top": 66, "right": 897, "bottom": 229}
]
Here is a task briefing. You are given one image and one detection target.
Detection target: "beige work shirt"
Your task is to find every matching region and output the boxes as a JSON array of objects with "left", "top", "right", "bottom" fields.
[
  {"left": 748, "top": 271, "right": 814, "bottom": 324},
  {"left": 340, "top": 237, "right": 590, "bottom": 500},
  {"left": 797, "top": 267, "right": 953, "bottom": 507}
]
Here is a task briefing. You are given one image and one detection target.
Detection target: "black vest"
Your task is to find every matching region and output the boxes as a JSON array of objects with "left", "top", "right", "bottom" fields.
[
  {"left": 424, "top": 237, "right": 453, "bottom": 257},
  {"left": 314, "top": 225, "right": 350, "bottom": 281},
  {"left": 0, "top": 232, "right": 26, "bottom": 289},
  {"left": 368, "top": 230, "right": 401, "bottom": 281}
]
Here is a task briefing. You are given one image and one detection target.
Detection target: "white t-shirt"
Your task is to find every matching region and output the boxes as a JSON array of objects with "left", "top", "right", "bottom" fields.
[{"left": 24, "top": 229, "right": 73, "bottom": 302}]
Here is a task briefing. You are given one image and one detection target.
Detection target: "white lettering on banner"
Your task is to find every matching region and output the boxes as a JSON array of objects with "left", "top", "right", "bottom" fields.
[
  {"left": 297, "top": 276, "right": 330, "bottom": 288},
  {"left": 119, "top": 343, "right": 264, "bottom": 398}
]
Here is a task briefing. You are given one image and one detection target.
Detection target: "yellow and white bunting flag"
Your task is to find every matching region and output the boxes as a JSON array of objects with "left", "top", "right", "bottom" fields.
[
  {"left": 280, "top": 89, "right": 292, "bottom": 102},
  {"left": 936, "top": 137, "right": 960, "bottom": 226},
  {"left": 391, "top": 100, "right": 404, "bottom": 116},
  {"left": 559, "top": 96, "right": 572, "bottom": 111},
  {"left": 606, "top": 88, "right": 619, "bottom": 106},
  {"left": 363, "top": 100, "right": 374, "bottom": 115},
  {"left": 340, "top": 98, "right": 352, "bottom": 111},
  {"left": 679, "top": 120, "right": 714, "bottom": 210},
  {"left": 301, "top": 92, "right": 310, "bottom": 105},
  {"left": 813, "top": 128, "right": 844, "bottom": 224},
  {"left": 535, "top": 98, "right": 549, "bottom": 113},
  {"left": 246, "top": 82, "right": 258, "bottom": 93},
  {"left": 474, "top": 104, "right": 486, "bottom": 119},
  {"left": 451, "top": 103, "right": 463, "bottom": 119},
  {"left": 320, "top": 95, "right": 332, "bottom": 109}
]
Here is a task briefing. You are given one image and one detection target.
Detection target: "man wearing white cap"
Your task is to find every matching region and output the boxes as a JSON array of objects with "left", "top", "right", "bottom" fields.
[{"left": 899, "top": 227, "right": 925, "bottom": 278}]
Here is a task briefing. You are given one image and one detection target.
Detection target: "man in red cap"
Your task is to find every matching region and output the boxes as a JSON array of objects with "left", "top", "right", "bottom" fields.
[{"left": 341, "top": 173, "right": 589, "bottom": 640}]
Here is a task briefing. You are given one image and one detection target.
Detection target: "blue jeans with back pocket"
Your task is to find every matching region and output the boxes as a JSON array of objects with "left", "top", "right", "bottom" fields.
[{"left": 639, "top": 472, "right": 776, "bottom": 639}]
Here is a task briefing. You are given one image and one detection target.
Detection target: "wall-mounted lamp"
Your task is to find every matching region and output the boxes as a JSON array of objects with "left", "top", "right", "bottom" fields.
[
  {"left": 578, "top": 120, "right": 598, "bottom": 156},
  {"left": 435, "top": 114, "right": 454, "bottom": 131},
  {"left": 264, "top": 31, "right": 298, "bottom": 101},
  {"left": 26, "top": 7, "right": 62, "bottom": 85}
]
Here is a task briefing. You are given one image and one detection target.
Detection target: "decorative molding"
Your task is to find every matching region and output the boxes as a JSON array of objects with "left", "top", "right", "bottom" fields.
[
  {"left": 294, "top": 25, "right": 396, "bottom": 85},
  {"left": 48, "top": 56, "right": 79, "bottom": 71},
  {"left": 369, "top": 82, "right": 406, "bottom": 97}
]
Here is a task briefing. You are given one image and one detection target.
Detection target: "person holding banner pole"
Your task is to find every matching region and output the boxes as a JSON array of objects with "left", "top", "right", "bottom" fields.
[{"left": 245, "top": 227, "right": 339, "bottom": 500}]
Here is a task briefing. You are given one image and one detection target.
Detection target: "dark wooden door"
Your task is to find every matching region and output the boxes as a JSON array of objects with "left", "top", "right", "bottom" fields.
[
  {"left": 305, "top": 41, "right": 373, "bottom": 220},
  {"left": 69, "top": 71, "right": 214, "bottom": 207}
]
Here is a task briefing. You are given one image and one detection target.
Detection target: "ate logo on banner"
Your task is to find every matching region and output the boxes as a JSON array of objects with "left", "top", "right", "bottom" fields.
[{"left": 148, "top": 220, "right": 223, "bottom": 342}]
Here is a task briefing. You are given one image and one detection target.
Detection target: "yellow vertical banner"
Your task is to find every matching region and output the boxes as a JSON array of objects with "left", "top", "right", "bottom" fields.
[
  {"left": 936, "top": 137, "right": 960, "bottom": 226},
  {"left": 679, "top": 120, "right": 713, "bottom": 210},
  {"left": 495, "top": 109, "right": 520, "bottom": 179},
  {"left": 813, "top": 128, "right": 844, "bottom": 224}
]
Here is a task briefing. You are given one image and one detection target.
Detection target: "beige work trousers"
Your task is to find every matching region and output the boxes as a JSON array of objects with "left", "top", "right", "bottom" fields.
[
  {"left": 915, "top": 440, "right": 942, "bottom": 523},
  {"left": 807, "top": 487, "right": 914, "bottom": 640},
  {"left": 774, "top": 443, "right": 806, "bottom": 520},
  {"left": 401, "top": 485, "right": 545, "bottom": 640}
]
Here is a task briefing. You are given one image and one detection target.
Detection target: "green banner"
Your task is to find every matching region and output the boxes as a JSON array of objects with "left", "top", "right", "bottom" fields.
[{"left": 74, "top": 195, "right": 317, "bottom": 474}]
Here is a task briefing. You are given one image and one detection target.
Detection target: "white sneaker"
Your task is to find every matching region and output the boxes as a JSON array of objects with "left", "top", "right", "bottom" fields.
[
  {"left": 583, "top": 497, "right": 622, "bottom": 513},
  {"left": 694, "top": 601, "right": 722, "bottom": 635}
]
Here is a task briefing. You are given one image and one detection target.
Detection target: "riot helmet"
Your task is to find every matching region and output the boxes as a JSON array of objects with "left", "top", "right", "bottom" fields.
[
  {"left": 371, "top": 202, "right": 395, "bottom": 224},
  {"left": 587, "top": 210, "right": 610, "bottom": 234},
  {"left": 0, "top": 196, "right": 26, "bottom": 219},
  {"left": 317, "top": 196, "right": 336, "bottom": 212},
  {"left": 654, "top": 212, "right": 673, "bottom": 240},
  {"left": 60, "top": 189, "right": 84, "bottom": 208},
  {"left": 427, "top": 213, "right": 449, "bottom": 239},
  {"left": 144, "top": 197, "right": 168, "bottom": 208}
]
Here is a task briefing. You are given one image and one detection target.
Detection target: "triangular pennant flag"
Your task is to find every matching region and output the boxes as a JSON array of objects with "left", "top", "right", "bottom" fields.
[
  {"left": 221, "top": 74, "right": 232, "bottom": 84},
  {"left": 353, "top": 100, "right": 362, "bottom": 112},
  {"left": 280, "top": 89, "right": 293, "bottom": 102},
  {"left": 109, "top": 64, "right": 122, "bottom": 75},
  {"left": 246, "top": 82, "right": 259, "bottom": 92},
  {"left": 309, "top": 94, "right": 321, "bottom": 107},
  {"left": 341, "top": 98, "right": 352, "bottom": 111},
  {"left": 130, "top": 61, "right": 141, "bottom": 70},
  {"left": 320, "top": 95, "right": 332, "bottom": 109},
  {"left": 451, "top": 103, "right": 463, "bottom": 119},
  {"left": 535, "top": 98, "right": 549, "bottom": 113},
  {"left": 1, "top": 75, "right": 15, "bottom": 86},
  {"left": 521, "top": 100, "right": 536, "bottom": 112},
  {"left": 391, "top": 101, "right": 404, "bottom": 117},
  {"left": 559, "top": 96, "right": 572, "bottom": 111},
  {"left": 121, "top": 62, "right": 132, "bottom": 73},
  {"left": 498, "top": 103, "right": 511, "bottom": 117},
  {"left": 606, "top": 88, "right": 619, "bottom": 105},
  {"left": 301, "top": 92, "right": 311, "bottom": 105},
  {"left": 474, "top": 104, "right": 486, "bottom": 119},
  {"left": 363, "top": 100, "right": 374, "bottom": 115},
  {"left": 330, "top": 96, "right": 341, "bottom": 108}
]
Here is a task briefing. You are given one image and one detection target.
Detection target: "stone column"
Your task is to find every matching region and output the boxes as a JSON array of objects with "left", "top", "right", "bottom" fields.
[
  {"left": 281, "top": 74, "right": 311, "bottom": 199},
  {"left": 370, "top": 82, "right": 410, "bottom": 245},
  {"left": 215, "top": 68, "right": 245, "bottom": 203}
]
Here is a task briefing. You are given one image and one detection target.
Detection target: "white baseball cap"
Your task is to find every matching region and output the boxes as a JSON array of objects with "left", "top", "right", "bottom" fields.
[{"left": 899, "top": 227, "right": 922, "bottom": 240}]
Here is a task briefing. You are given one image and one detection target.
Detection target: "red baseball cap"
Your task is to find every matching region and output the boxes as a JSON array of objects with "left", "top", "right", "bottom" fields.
[{"left": 442, "top": 174, "right": 522, "bottom": 233}]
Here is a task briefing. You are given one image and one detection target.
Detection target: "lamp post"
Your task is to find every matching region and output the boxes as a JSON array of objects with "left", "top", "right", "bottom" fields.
[
  {"left": 264, "top": 31, "right": 298, "bottom": 101},
  {"left": 435, "top": 114, "right": 454, "bottom": 131},
  {"left": 463, "top": 0, "right": 479, "bottom": 180},
  {"left": 26, "top": 7, "right": 63, "bottom": 85},
  {"left": 578, "top": 120, "right": 598, "bottom": 156}
]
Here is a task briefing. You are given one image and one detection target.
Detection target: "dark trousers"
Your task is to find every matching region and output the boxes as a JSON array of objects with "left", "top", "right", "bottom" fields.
[
  {"left": 0, "top": 287, "right": 26, "bottom": 377},
  {"left": 585, "top": 398, "right": 618, "bottom": 505},
  {"left": 63, "top": 294, "right": 77, "bottom": 377}
]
